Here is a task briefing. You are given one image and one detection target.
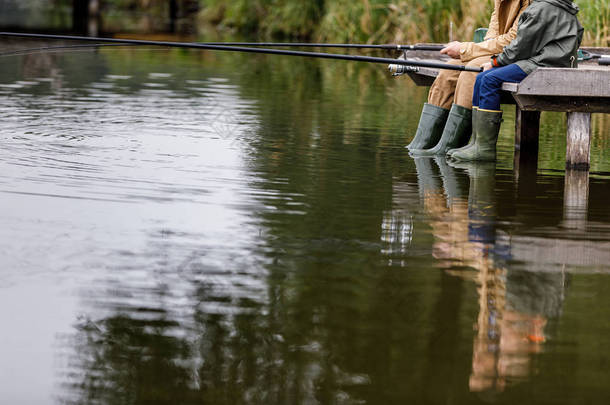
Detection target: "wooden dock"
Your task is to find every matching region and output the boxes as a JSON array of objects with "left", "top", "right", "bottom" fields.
[{"left": 401, "top": 47, "right": 610, "bottom": 171}]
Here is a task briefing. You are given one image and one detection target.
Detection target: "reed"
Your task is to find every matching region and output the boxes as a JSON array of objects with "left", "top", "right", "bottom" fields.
[
  {"left": 578, "top": 0, "right": 610, "bottom": 46},
  {"left": 199, "top": 0, "right": 609, "bottom": 46}
]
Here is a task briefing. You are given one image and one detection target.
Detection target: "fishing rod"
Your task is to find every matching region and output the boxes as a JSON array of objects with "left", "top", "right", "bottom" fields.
[
  {"left": 214, "top": 42, "right": 609, "bottom": 65},
  {"left": 0, "top": 40, "right": 445, "bottom": 58},
  {"left": 0, "top": 32, "right": 482, "bottom": 73},
  {"left": 201, "top": 42, "right": 446, "bottom": 51}
]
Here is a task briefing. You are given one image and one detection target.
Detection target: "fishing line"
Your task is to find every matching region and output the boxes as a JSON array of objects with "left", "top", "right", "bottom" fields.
[{"left": 0, "top": 43, "right": 133, "bottom": 57}]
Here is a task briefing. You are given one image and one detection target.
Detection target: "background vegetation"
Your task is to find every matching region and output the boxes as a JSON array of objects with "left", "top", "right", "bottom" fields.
[
  {"left": 1, "top": 1, "right": 606, "bottom": 45},
  {"left": 198, "top": 0, "right": 609, "bottom": 46}
]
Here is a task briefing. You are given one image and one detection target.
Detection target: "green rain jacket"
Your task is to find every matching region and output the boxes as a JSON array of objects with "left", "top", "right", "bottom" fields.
[{"left": 496, "top": 0, "right": 584, "bottom": 74}]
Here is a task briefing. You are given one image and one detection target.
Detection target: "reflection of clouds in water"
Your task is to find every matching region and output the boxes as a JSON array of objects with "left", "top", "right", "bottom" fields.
[
  {"left": 0, "top": 52, "right": 364, "bottom": 404},
  {"left": 2, "top": 48, "right": 609, "bottom": 404},
  {"left": 0, "top": 72, "right": 260, "bottom": 203},
  {"left": 0, "top": 51, "right": 273, "bottom": 402}
]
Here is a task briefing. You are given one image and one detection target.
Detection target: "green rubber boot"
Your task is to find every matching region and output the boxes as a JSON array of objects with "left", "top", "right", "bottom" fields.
[
  {"left": 446, "top": 107, "right": 478, "bottom": 158},
  {"left": 451, "top": 109, "right": 502, "bottom": 162},
  {"left": 406, "top": 103, "right": 449, "bottom": 151},
  {"left": 410, "top": 104, "right": 472, "bottom": 156}
]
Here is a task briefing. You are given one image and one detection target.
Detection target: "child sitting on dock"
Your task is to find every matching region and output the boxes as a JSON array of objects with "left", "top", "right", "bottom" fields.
[{"left": 448, "top": 0, "right": 584, "bottom": 162}]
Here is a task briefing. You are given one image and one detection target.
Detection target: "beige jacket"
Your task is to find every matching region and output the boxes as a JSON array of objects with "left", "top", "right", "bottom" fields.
[{"left": 460, "top": 0, "right": 531, "bottom": 62}]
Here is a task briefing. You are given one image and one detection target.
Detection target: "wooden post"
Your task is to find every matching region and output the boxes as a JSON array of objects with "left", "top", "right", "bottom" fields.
[
  {"left": 513, "top": 106, "right": 540, "bottom": 177},
  {"left": 566, "top": 112, "right": 592, "bottom": 170},
  {"left": 514, "top": 106, "right": 541, "bottom": 153},
  {"left": 563, "top": 169, "right": 589, "bottom": 230},
  {"left": 169, "top": 0, "right": 179, "bottom": 33},
  {"left": 73, "top": 0, "right": 99, "bottom": 36},
  {"left": 72, "top": 0, "right": 88, "bottom": 34},
  {"left": 88, "top": 0, "right": 99, "bottom": 37}
]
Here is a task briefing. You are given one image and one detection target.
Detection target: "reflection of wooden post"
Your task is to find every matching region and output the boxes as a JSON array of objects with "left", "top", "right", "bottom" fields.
[
  {"left": 563, "top": 169, "right": 589, "bottom": 230},
  {"left": 566, "top": 112, "right": 592, "bottom": 170}
]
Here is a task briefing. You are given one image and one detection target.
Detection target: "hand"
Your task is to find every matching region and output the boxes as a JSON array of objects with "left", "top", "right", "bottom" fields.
[
  {"left": 482, "top": 62, "right": 493, "bottom": 71},
  {"left": 440, "top": 41, "right": 463, "bottom": 59}
]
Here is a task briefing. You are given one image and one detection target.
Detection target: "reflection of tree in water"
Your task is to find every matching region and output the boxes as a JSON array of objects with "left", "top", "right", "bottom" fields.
[
  {"left": 40, "top": 47, "right": 605, "bottom": 404},
  {"left": 56, "top": 58, "right": 398, "bottom": 404},
  {"left": 63, "top": 231, "right": 298, "bottom": 403},
  {"left": 2, "top": 42, "right": 607, "bottom": 404},
  {"left": 69, "top": 315, "right": 193, "bottom": 404},
  {"left": 65, "top": 258, "right": 380, "bottom": 403},
  {"left": 56, "top": 51, "right": 466, "bottom": 404}
]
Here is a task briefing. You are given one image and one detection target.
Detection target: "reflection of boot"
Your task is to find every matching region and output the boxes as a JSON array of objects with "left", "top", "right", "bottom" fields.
[
  {"left": 450, "top": 161, "right": 496, "bottom": 244},
  {"left": 434, "top": 157, "right": 468, "bottom": 206},
  {"left": 451, "top": 109, "right": 502, "bottom": 162},
  {"left": 406, "top": 103, "right": 449, "bottom": 150},
  {"left": 447, "top": 107, "right": 478, "bottom": 158},
  {"left": 411, "top": 104, "right": 472, "bottom": 156},
  {"left": 449, "top": 161, "right": 496, "bottom": 203},
  {"left": 414, "top": 156, "right": 442, "bottom": 198}
]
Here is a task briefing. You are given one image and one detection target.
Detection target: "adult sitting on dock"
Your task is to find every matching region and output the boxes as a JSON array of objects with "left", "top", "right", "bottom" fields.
[
  {"left": 407, "top": 0, "right": 530, "bottom": 156},
  {"left": 449, "top": 0, "right": 584, "bottom": 162}
]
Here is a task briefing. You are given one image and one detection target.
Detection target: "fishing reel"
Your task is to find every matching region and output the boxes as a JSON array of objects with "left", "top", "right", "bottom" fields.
[
  {"left": 388, "top": 50, "right": 420, "bottom": 76},
  {"left": 388, "top": 63, "right": 420, "bottom": 76}
]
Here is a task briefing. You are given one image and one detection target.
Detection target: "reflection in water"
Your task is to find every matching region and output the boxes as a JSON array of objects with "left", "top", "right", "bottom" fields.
[
  {"left": 1, "top": 48, "right": 610, "bottom": 404},
  {"left": 407, "top": 158, "right": 568, "bottom": 392},
  {"left": 380, "top": 184, "right": 414, "bottom": 260}
]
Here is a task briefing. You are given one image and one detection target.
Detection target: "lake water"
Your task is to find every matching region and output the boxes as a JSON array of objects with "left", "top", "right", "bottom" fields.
[{"left": 0, "top": 42, "right": 609, "bottom": 404}]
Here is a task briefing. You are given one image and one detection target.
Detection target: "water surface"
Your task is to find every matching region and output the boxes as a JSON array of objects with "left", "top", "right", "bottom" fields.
[{"left": 0, "top": 44, "right": 609, "bottom": 404}]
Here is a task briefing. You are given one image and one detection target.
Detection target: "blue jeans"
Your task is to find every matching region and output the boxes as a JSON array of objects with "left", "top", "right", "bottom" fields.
[{"left": 472, "top": 64, "right": 528, "bottom": 110}]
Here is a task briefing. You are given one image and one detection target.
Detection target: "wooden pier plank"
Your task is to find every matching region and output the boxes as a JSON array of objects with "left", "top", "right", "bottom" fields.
[
  {"left": 510, "top": 95, "right": 610, "bottom": 113},
  {"left": 516, "top": 67, "right": 610, "bottom": 98}
]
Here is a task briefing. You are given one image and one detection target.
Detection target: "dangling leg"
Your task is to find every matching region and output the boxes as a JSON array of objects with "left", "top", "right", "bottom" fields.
[
  {"left": 451, "top": 65, "right": 527, "bottom": 162},
  {"left": 446, "top": 69, "right": 489, "bottom": 157},
  {"left": 406, "top": 103, "right": 450, "bottom": 150},
  {"left": 413, "top": 57, "right": 489, "bottom": 156},
  {"left": 411, "top": 103, "right": 472, "bottom": 156},
  {"left": 406, "top": 60, "right": 461, "bottom": 150},
  {"left": 444, "top": 56, "right": 492, "bottom": 157}
]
